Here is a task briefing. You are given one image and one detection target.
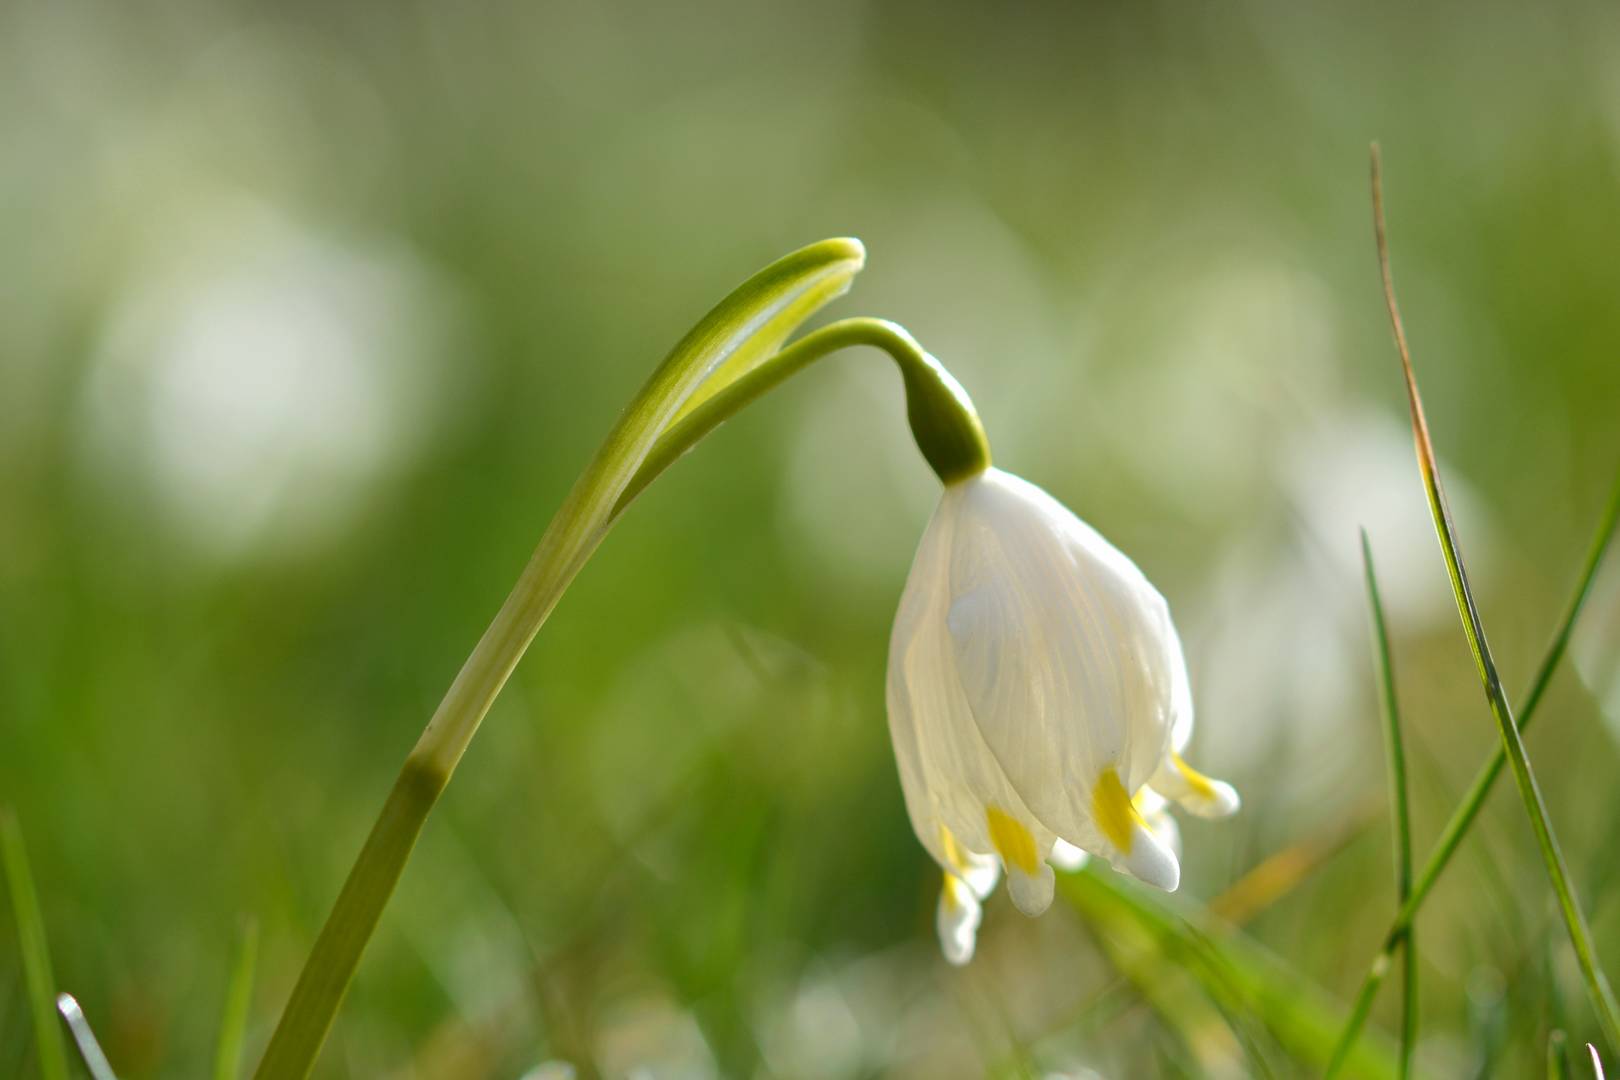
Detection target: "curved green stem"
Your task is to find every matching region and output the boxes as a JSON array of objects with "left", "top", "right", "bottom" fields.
[
  {"left": 214, "top": 918, "right": 259, "bottom": 1080},
  {"left": 615, "top": 316, "right": 990, "bottom": 515},
  {"left": 403, "top": 240, "right": 867, "bottom": 781},
  {"left": 1360, "top": 532, "right": 1416, "bottom": 1079},
  {"left": 1, "top": 810, "right": 68, "bottom": 1080}
]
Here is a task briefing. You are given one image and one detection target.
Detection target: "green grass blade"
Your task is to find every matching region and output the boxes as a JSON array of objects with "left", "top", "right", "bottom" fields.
[
  {"left": 1368, "top": 143, "right": 1620, "bottom": 1054},
  {"left": 1327, "top": 464, "right": 1620, "bottom": 1072},
  {"left": 1550, "top": 1030, "right": 1571, "bottom": 1079},
  {"left": 56, "top": 993, "right": 117, "bottom": 1080},
  {"left": 1360, "top": 532, "right": 1417, "bottom": 1079},
  {"left": 214, "top": 918, "right": 259, "bottom": 1080},
  {"left": 0, "top": 810, "right": 69, "bottom": 1080}
]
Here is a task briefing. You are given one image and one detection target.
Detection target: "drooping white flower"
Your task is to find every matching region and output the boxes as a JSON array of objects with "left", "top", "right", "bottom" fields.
[{"left": 886, "top": 466, "right": 1238, "bottom": 964}]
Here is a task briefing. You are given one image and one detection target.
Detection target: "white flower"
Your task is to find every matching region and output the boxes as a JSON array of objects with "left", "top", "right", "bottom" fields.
[{"left": 886, "top": 466, "right": 1238, "bottom": 964}]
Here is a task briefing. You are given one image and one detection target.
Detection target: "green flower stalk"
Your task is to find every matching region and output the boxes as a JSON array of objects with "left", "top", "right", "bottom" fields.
[
  {"left": 253, "top": 239, "right": 989, "bottom": 1079},
  {"left": 1, "top": 810, "right": 68, "bottom": 1080}
]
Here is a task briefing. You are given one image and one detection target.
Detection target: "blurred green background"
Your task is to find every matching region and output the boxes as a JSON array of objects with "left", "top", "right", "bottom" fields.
[{"left": 5, "top": 1, "right": 1620, "bottom": 1076}]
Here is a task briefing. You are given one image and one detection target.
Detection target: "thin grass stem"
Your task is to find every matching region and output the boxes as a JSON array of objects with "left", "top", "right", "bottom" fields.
[
  {"left": 1361, "top": 531, "right": 1417, "bottom": 1078},
  {"left": 1551, "top": 1030, "right": 1571, "bottom": 1079},
  {"left": 1327, "top": 462, "right": 1620, "bottom": 1072},
  {"left": 0, "top": 809, "right": 69, "bottom": 1080},
  {"left": 214, "top": 918, "right": 259, "bottom": 1080}
]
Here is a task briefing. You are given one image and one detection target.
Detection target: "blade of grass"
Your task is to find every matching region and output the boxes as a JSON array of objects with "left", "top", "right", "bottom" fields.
[
  {"left": 214, "top": 918, "right": 259, "bottom": 1080},
  {"left": 1362, "top": 531, "right": 1417, "bottom": 1079},
  {"left": 1368, "top": 142, "right": 1620, "bottom": 1053},
  {"left": 1327, "top": 464, "right": 1620, "bottom": 1074},
  {"left": 0, "top": 809, "right": 68, "bottom": 1080},
  {"left": 1551, "top": 1031, "right": 1570, "bottom": 1080},
  {"left": 56, "top": 994, "right": 117, "bottom": 1080}
]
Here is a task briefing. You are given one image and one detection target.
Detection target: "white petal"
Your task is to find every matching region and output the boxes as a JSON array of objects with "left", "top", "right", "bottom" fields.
[
  {"left": 1056, "top": 778, "right": 1181, "bottom": 892},
  {"left": 1154, "top": 620, "right": 1240, "bottom": 817},
  {"left": 1004, "top": 859, "right": 1056, "bottom": 916},
  {"left": 1164, "top": 611, "right": 1197, "bottom": 755},
  {"left": 1048, "top": 801, "right": 1179, "bottom": 881},
  {"left": 886, "top": 480, "right": 1056, "bottom": 865},
  {"left": 1133, "top": 785, "right": 1169, "bottom": 818},
  {"left": 1049, "top": 838, "right": 1091, "bottom": 872},
  {"left": 1150, "top": 752, "right": 1241, "bottom": 819},
  {"left": 936, "top": 874, "right": 983, "bottom": 965},
  {"left": 1146, "top": 806, "right": 1182, "bottom": 861},
  {"left": 1114, "top": 818, "right": 1180, "bottom": 891},
  {"left": 943, "top": 469, "right": 1181, "bottom": 845},
  {"left": 885, "top": 496, "right": 958, "bottom": 868},
  {"left": 955, "top": 844, "right": 1001, "bottom": 900}
]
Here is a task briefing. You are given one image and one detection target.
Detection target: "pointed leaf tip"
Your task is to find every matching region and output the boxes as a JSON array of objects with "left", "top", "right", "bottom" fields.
[{"left": 816, "top": 236, "right": 866, "bottom": 267}]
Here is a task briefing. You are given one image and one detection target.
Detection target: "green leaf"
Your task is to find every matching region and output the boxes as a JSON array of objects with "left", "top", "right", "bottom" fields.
[
  {"left": 666, "top": 240, "right": 865, "bottom": 426},
  {"left": 1551, "top": 1030, "right": 1571, "bottom": 1079},
  {"left": 1360, "top": 532, "right": 1417, "bottom": 1079},
  {"left": 214, "top": 918, "right": 259, "bottom": 1080}
]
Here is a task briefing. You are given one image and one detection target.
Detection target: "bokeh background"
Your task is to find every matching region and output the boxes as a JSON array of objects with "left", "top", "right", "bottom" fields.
[{"left": 5, "top": 1, "right": 1620, "bottom": 1076}]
